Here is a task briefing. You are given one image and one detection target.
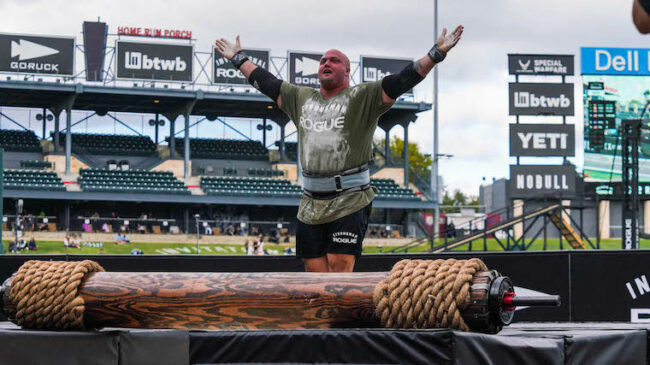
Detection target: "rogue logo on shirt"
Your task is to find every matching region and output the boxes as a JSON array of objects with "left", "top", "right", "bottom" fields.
[{"left": 299, "top": 116, "right": 344, "bottom": 131}]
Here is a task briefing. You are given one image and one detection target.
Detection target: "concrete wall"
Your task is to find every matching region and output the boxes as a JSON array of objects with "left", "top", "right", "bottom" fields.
[
  {"left": 191, "top": 158, "right": 271, "bottom": 176},
  {"left": 3, "top": 152, "right": 44, "bottom": 169}
]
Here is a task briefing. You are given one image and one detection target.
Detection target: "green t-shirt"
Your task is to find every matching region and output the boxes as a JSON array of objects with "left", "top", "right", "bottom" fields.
[{"left": 279, "top": 81, "right": 393, "bottom": 225}]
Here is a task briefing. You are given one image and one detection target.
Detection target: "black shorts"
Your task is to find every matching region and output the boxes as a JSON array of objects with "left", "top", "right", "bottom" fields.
[{"left": 296, "top": 203, "right": 372, "bottom": 259}]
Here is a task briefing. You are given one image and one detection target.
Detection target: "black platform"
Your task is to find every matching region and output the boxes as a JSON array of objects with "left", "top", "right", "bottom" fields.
[{"left": 0, "top": 322, "right": 647, "bottom": 365}]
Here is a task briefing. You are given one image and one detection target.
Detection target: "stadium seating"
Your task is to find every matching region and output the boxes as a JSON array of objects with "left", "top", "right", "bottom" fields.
[
  {"left": 175, "top": 138, "right": 268, "bottom": 160},
  {"left": 20, "top": 160, "right": 52, "bottom": 169},
  {"left": 78, "top": 168, "right": 189, "bottom": 195},
  {"left": 372, "top": 178, "right": 420, "bottom": 201},
  {"left": 0, "top": 130, "right": 41, "bottom": 152},
  {"left": 56, "top": 133, "right": 156, "bottom": 156},
  {"left": 248, "top": 167, "right": 283, "bottom": 177},
  {"left": 275, "top": 141, "right": 297, "bottom": 161},
  {"left": 201, "top": 176, "right": 301, "bottom": 197},
  {"left": 3, "top": 169, "right": 65, "bottom": 191}
]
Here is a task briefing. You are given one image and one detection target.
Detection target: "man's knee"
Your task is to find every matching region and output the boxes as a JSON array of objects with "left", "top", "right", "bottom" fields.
[{"left": 327, "top": 253, "right": 356, "bottom": 272}]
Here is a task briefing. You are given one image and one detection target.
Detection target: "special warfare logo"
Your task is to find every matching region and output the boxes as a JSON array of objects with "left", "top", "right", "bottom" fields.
[
  {"left": 332, "top": 231, "right": 358, "bottom": 244},
  {"left": 10, "top": 39, "right": 60, "bottom": 72}
]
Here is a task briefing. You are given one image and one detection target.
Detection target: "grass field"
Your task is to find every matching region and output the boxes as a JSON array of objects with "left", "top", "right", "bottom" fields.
[{"left": 3, "top": 237, "right": 650, "bottom": 255}]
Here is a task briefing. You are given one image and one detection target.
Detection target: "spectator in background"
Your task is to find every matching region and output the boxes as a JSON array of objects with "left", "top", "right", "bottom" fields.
[
  {"left": 369, "top": 226, "right": 378, "bottom": 238},
  {"left": 137, "top": 223, "right": 147, "bottom": 234},
  {"left": 28, "top": 237, "right": 37, "bottom": 251},
  {"left": 115, "top": 233, "right": 125, "bottom": 245},
  {"left": 71, "top": 234, "right": 81, "bottom": 249},
  {"left": 269, "top": 228, "right": 280, "bottom": 244},
  {"left": 63, "top": 234, "right": 72, "bottom": 247},
  {"left": 254, "top": 234, "right": 265, "bottom": 255},
  {"left": 130, "top": 248, "right": 143, "bottom": 255},
  {"left": 245, "top": 239, "right": 254, "bottom": 255},
  {"left": 102, "top": 222, "right": 111, "bottom": 233},
  {"left": 8, "top": 240, "right": 17, "bottom": 253}
]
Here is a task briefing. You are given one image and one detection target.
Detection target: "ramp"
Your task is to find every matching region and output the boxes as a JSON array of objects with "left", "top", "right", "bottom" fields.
[
  {"left": 550, "top": 213, "right": 586, "bottom": 249},
  {"left": 433, "top": 204, "right": 560, "bottom": 253}
]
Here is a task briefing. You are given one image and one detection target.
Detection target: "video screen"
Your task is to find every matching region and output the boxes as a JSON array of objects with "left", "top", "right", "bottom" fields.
[{"left": 582, "top": 76, "right": 650, "bottom": 181}]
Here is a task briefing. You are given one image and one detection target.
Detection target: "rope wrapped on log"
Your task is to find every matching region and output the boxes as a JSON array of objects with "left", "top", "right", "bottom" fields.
[
  {"left": 2, "top": 258, "right": 511, "bottom": 332},
  {"left": 373, "top": 258, "right": 487, "bottom": 331},
  {"left": 9, "top": 260, "right": 104, "bottom": 330}
]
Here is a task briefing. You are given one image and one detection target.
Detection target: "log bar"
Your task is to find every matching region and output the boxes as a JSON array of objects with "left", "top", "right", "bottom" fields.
[
  {"left": 1, "top": 269, "right": 560, "bottom": 333},
  {"left": 3, "top": 272, "right": 385, "bottom": 330}
]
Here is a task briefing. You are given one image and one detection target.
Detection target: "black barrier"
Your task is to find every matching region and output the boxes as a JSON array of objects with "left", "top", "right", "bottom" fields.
[{"left": 1, "top": 251, "right": 649, "bottom": 323}]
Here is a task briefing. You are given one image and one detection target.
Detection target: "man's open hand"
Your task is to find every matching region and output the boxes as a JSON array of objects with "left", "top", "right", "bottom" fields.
[
  {"left": 215, "top": 36, "right": 242, "bottom": 60},
  {"left": 436, "top": 25, "right": 463, "bottom": 53}
]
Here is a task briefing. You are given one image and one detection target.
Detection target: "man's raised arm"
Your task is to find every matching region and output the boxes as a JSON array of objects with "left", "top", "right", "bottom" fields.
[
  {"left": 381, "top": 25, "right": 463, "bottom": 104},
  {"left": 215, "top": 36, "right": 284, "bottom": 107}
]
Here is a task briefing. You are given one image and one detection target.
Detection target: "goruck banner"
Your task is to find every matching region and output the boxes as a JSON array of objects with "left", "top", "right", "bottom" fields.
[
  {"left": 288, "top": 51, "right": 322, "bottom": 87},
  {"left": 116, "top": 40, "right": 193, "bottom": 81},
  {"left": 0, "top": 33, "right": 74, "bottom": 75},
  {"left": 361, "top": 56, "right": 412, "bottom": 93},
  {"left": 213, "top": 48, "right": 269, "bottom": 85}
]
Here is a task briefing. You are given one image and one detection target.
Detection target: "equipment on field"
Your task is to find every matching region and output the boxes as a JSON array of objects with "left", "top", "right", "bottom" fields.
[{"left": 1, "top": 259, "right": 559, "bottom": 334}]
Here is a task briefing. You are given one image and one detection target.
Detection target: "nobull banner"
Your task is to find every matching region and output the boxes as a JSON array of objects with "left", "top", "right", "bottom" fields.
[
  {"left": 0, "top": 33, "right": 74, "bottom": 75},
  {"left": 116, "top": 40, "right": 193, "bottom": 81},
  {"left": 509, "top": 165, "right": 576, "bottom": 198},
  {"left": 361, "top": 56, "right": 412, "bottom": 93},
  {"left": 509, "top": 83, "right": 574, "bottom": 116},
  {"left": 288, "top": 51, "right": 322, "bottom": 87},
  {"left": 212, "top": 48, "right": 269, "bottom": 85}
]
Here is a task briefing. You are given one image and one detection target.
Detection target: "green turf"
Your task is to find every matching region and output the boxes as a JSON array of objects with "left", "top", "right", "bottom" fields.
[{"left": 4, "top": 238, "right": 649, "bottom": 256}]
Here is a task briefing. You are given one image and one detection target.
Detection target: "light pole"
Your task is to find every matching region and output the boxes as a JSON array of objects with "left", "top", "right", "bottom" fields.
[
  {"left": 432, "top": 0, "right": 440, "bottom": 249},
  {"left": 194, "top": 214, "right": 200, "bottom": 255}
]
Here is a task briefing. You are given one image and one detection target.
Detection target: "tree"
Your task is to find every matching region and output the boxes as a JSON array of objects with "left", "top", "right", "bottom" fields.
[
  {"left": 375, "top": 137, "right": 432, "bottom": 182},
  {"left": 440, "top": 189, "right": 479, "bottom": 213}
]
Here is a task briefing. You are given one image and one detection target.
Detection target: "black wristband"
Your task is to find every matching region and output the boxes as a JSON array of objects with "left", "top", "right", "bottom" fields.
[
  {"left": 427, "top": 45, "right": 446, "bottom": 63},
  {"left": 230, "top": 51, "right": 249, "bottom": 69}
]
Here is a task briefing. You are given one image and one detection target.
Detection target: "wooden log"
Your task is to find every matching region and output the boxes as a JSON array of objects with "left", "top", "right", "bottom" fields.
[{"left": 76, "top": 272, "right": 387, "bottom": 330}]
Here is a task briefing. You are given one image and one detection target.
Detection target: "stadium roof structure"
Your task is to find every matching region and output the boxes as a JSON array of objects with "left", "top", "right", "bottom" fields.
[{"left": 0, "top": 80, "right": 430, "bottom": 127}]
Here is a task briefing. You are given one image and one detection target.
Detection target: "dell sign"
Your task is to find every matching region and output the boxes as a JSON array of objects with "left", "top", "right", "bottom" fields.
[{"left": 581, "top": 47, "right": 650, "bottom": 76}]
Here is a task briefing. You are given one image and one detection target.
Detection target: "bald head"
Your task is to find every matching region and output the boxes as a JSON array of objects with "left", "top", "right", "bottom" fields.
[
  {"left": 318, "top": 49, "right": 350, "bottom": 93},
  {"left": 323, "top": 49, "right": 350, "bottom": 71}
]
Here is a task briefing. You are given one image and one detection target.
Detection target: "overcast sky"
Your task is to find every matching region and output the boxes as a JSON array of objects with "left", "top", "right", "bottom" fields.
[{"left": 0, "top": 0, "right": 648, "bottom": 196}]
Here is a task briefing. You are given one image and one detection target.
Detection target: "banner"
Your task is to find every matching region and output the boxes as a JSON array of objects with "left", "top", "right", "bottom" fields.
[
  {"left": 116, "top": 40, "right": 193, "bottom": 81},
  {"left": 212, "top": 48, "right": 269, "bottom": 85},
  {"left": 508, "top": 54, "right": 574, "bottom": 76},
  {"left": 288, "top": 51, "right": 322, "bottom": 87},
  {"left": 509, "top": 165, "right": 576, "bottom": 198},
  {"left": 361, "top": 56, "right": 412, "bottom": 92},
  {"left": 83, "top": 21, "right": 107, "bottom": 81},
  {"left": 509, "top": 124, "right": 575, "bottom": 157},
  {"left": 0, "top": 33, "right": 74, "bottom": 75},
  {"left": 509, "top": 83, "right": 574, "bottom": 116},
  {"left": 581, "top": 47, "right": 650, "bottom": 76}
]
